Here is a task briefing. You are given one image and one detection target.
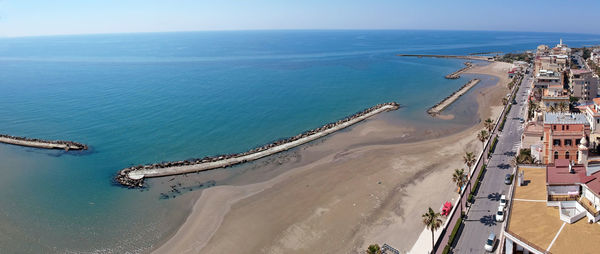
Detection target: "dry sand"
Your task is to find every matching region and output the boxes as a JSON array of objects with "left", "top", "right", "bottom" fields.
[{"left": 152, "top": 61, "right": 513, "bottom": 254}]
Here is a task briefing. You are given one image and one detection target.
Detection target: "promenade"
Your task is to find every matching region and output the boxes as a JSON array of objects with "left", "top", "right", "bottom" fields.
[{"left": 443, "top": 68, "right": 530, "bottom": 253}]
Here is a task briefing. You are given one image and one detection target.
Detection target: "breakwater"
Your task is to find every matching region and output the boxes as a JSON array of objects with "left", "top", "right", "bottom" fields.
[
  {"left": 397, "top": 54, "right": 492, "bottom": 61},
  {"left": 427, "top": 79, "right": 480, "bottom": 116},
  {"left": 115, "top": 102, "right": 400, "bottom": 187},
  {"left": 0, "top": 134, "right": 88, "bottom": 151},
  {"left": 445, "top": 62, "right": 473, "bottom": 79}
]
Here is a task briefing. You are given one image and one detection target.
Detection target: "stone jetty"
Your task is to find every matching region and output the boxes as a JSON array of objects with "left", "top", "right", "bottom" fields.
[
  {"left": 115, "top": 102, "right": 401, "bottom": 187},
  {"left": 396, "top": 54, "right": 492, "bottom": 61},
  {"left": 427, "top": 79, "right": 480, "bottom": 116},
  {"left": 0, "top": 134, "right": 88, "bottom": 151},
  {"left": 445, "top": 62, "right": 473, "bottom": 79}
]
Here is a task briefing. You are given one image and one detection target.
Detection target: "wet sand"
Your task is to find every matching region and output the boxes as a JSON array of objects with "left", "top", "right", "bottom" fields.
[{"left": 152, "top": 61, "right": 513, "bottom": 254}]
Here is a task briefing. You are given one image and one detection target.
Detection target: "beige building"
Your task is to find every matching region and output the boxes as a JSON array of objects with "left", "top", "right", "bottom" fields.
[
  {"left": 579, "top": 98, "right": 600, "bottom": 149},
  {"left": 569, "top": 69, "right": 599, "bottom": 102},
  {"left": 541, "top": 84, "right": 569, "bottom": 111}
]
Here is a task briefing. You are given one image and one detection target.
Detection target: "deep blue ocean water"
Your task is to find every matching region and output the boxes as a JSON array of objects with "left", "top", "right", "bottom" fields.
[{"left": 1, "top": 30, "right": 600, "bottom": 253}]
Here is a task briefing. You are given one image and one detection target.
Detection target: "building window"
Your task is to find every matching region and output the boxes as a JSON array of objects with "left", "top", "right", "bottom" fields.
[
  {"left": 555, "top": 151, "right": 559, "bottom": 160},
  {"left": 565, "top": 139, "right": 572, "bottom": 146},
  {"left": 566, "top": 151, "right": 570, "bottom": 160},
  {"left": 554, "top": 125, "right": 557, "bottom": 130},
  {"left": 553, "top": 139, "right": 561, "bottom": 146},
  {"left": 576, "top": 139, "right": 581, "bottom": 145},
  {"left": 566, "top": 125, "right": 569, "bottom": 130},
  {"left": 562, "top": 125, "right": 565, "bottom": 130}
]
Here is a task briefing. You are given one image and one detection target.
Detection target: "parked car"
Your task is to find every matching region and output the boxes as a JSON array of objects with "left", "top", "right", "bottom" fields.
[
  {"left": 495, "top": 206, "right": 505, "bottom": 222},
  {"left": 484, "top": 232, "right": 496, "bottom": 252},
  {"left": 519, "top": 118, "right": 525, "bottom": 123},
  {"left": 505, "top": 174, "right": 512, "bottom": 185},
  {"left": 499, "top": 194, "right": 507, "bottom": 208}
]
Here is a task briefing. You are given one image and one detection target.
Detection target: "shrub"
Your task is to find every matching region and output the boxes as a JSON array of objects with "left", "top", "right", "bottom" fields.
[
  {"left": 447, "top": 217, "right": 463, "bottom": 246},
  {"left": 488, "top": 137, "right": 499, "bottom": 158}
]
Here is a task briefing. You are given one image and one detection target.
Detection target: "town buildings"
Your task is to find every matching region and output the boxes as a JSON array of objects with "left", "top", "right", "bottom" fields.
[
  {"left": 569, "top": 69, "right": 599, "bottom": 101},
  {"left": 542, "top": 113, "right": 590, "bottom": 164}
]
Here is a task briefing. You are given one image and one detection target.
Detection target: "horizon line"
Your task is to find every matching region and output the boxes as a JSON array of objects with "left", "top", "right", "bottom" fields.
[{"left": 2, "top": 28, "right": 600, "bottom": 39}]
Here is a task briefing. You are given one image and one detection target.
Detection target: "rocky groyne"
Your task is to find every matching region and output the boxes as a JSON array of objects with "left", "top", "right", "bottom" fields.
[
  {"left": 116, "top": 102, "right": 401, "bottom": 187},
  {"left": 445, "top": 62, "right": 473, "bottom": 79},
  {"left": 427, "top": 79, "right": 480, "bottom": 116},
  {"left": 0, "top": 134, "right": 88, "bottom": 151},
  {"left": 396, "top": 54, "right": 492, "bottom": 61}
]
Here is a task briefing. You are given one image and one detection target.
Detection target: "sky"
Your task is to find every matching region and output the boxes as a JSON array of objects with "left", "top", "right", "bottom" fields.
[{"left": 1, "top": 0, "right": 599, "bottom": 37}]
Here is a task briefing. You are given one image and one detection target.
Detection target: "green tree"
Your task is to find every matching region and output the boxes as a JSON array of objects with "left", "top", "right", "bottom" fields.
[
  {"left": 477, "top": 130, "right": 490, "bottom": 164},
  {"left": 502, "top": 97, "right": 509, "bottom": 106},
  {"left": 366, "top": 244, "right": 381, "bottom": 254},
  {"left": 452, "top": 168, "right": 467, "bottom": 214},
  {"left": 484, "top": 118, "right": 495, "bottom": 133},
  {"left": 463, "top": 151, "right": 477, "bottom": 193},
  {"left": 422, "top": 207, "right": 443, "bottom": 252}
]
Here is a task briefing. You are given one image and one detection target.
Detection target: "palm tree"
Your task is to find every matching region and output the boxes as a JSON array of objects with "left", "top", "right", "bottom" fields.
[
  {"left": 452, "top": 169, "right": 467, "bottom": 214},
  {"left": 463, "top": 151, "right": 476, "bottom": 193},
  {"left": 366, "top": 244, "right": 381, "bottom": 254},
  {"left": 463, "top": 151, "right": 476, "bottom": 172},
  {"left": 527, "top": 99, "right": 538, "bottom": 120},
  {"left": 477, "top": 130, "right": 489, "bottom": 164},
  {"left": 484, "top": 118, "right": 495, "bottom": 133},
  {"left": 423, "top": 207, "right": 443, "bottom": 252},
  {"left": 547, "top": 105, "right": 557, "bottom": 113}
]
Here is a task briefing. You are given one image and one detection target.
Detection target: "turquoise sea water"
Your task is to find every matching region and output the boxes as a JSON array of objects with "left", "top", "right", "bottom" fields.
[{"left": 1, "top": 30, "right": 600, "bottom": 253}]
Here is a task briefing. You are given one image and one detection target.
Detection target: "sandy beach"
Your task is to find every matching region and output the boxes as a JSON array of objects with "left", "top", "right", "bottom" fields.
[{"left": 152, "top": 61, "right": 513, "bottom": 254}]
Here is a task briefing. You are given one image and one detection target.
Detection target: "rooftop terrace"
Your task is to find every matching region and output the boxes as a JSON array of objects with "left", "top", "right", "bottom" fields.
[
  {"left": 507, "top": 166, "right": 600, "bottom": 254},
  {"left": 543, "top": 113, "right": 589, "bottom": 125}
]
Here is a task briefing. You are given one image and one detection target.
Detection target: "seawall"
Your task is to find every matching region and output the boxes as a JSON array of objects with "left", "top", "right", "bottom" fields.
[
  {"left": 427, "top": 79, "right": 480, "bottom": 116},
  {"left": 116, "top": 102, "right": 401, "bottom": 187},
  {"left": 0, "top": 134, "right": 88, "bottom": 151},
  {"left": 396, "top": 54, "right": 492, "bottom": 61},
  {"left": 445, "top": 62, "right": 473, "bottom": 79}
]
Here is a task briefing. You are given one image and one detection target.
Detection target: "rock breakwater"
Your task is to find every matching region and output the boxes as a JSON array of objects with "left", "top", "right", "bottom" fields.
[
  {"left": 0, "top": 134, "right": 88, "bottom": 151},
  {"left": 427, "top": 79, "right": 480, "bottom": 116},
  {"left": 445, "top": 62, "right": 473, "bottom": 79},
  {"left": 116, "top": 102, "right": 400, "bottom": 187}
]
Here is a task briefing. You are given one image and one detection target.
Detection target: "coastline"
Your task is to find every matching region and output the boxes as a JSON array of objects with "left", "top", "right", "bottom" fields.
[{"left": 152, "top": 61, "right": 513, "bottom": 254}]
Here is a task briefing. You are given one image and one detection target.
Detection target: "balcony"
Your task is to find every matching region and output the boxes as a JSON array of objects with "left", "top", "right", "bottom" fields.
[
  {"left": 548, "top": 194, "right": 580, "bottom": 201},
  {"left": 578, "top": 196, "right": 600, "bottom": 217}
]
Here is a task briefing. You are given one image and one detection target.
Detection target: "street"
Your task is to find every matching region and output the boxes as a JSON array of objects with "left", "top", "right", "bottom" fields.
[{"left": 453, "top": 68, "right": 533, "bottom": 253}]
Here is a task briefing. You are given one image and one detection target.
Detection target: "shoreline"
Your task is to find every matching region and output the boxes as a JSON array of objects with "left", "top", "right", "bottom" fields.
[
  {"left": 116, "top": 103, "right": 400, "bottom": 187},
  {"left": 0, "top": 134, "right": 87, "bottom": 151},
  {"left": 151, "top": 61, "right": 513, "bottom": 254}
]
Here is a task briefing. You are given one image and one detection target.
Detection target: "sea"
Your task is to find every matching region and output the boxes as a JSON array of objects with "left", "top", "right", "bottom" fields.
[{"left": 1, "top": 30, "right": 599, "bottom": 253}]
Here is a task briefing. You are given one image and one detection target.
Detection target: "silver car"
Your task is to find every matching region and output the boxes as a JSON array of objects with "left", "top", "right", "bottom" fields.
[{"left": 484, "top": 232, "right": 496, "bottom": 252}]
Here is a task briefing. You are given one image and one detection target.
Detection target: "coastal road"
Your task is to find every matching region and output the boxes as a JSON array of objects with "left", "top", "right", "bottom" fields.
[{"left": 452, "top": 68, "right": 533, "bottom": 253}]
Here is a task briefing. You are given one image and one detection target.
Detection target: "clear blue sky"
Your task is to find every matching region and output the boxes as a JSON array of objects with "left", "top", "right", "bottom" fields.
[{"left": 1, "top": 0, "right": 599, "bottom": 37}]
